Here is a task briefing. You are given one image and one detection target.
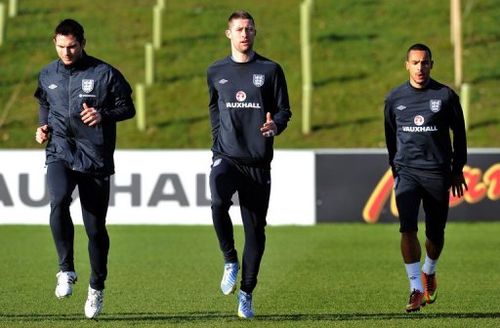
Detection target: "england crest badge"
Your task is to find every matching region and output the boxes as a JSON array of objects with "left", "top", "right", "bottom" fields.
[
  {"left": 429, "top": 99, "right": 441, "bottom": 113},
  {"left": 82, "top": 79, "right": 95, "bottom": 93},
  {"left": 253, "top": 74, "right": 265, "bottom": 87}
]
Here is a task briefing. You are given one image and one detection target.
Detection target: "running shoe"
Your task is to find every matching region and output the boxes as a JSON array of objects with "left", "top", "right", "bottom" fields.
[
  {"left": 405, "top": 289, "right": 425, "bottom": 313},
  {"left": 237, "top": 290, "right": 254, "bottom": 319},
  {"left": 422, "top": 272, "right": 437, "bottom": 304},
  {"left": 220, "top": 262, "right": 239, "bottom": 295},
  {"left": 55, "top": 271, "right": 77, "bottom": 299},
  {"left": 84, "top": 286, "right": 104, "bottom": 319}
]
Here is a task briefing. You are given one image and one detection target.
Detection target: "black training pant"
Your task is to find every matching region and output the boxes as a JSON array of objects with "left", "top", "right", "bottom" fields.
[
  {"left": 47, "top": 161, "right": 110, "bottom": 290},
  {"left": 394, "top": 166, "right": 450, "bottom": 243},
  {"left": 209, "top": 157, "right": 271, "bottom": 294}
]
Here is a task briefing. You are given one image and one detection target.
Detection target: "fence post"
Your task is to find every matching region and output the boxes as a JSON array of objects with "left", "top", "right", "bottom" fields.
[
  {"left": 135, "top": 83, "right": 146, "bottom": 131},
  {"left": 460, "top": 83, "right": 470, "bottom": 131},
  {"left": 153, "top": 5, "right": 162, "bottom": 49},
  {"left": 9, "top": 0, "right": 17, "bottom": 17},
  {"left": 0, "top": 3, "right": 5, "bottom": 47},
  {"left": 450, "top": 0, "right": 455, "bottom": 44},
  {"left": 452, "top": 0, "right": 462, "bottom": 88},
  {"left": 300, "top": 0, "right": 313, "bottom": 135},
  {"left": 145, "top": 42, "right": 154, "bottom": 86}
]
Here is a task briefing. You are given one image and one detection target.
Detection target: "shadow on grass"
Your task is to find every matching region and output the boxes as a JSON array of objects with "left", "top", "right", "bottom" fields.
[
  {"left": 317, "top": 33, "right": 378, "bottom": 43},
  {"left": 2, "top": 311, "right": 500, "bottom": 322},
  {"left": 471, "top": 73, "right": 500, "bottom": 84},
  {"left": 470, "top": 119, "right": 499, "bottom": 130},
  {"left": 156, "top": 72, "right": 205, "bottom": 84},
  {"left": 168, "top": 34, "right": 218, "bottom": 45},
  {"left": 156, "top": 115, "right": 207, "bottom": 128},
  {"left": 314, "top": 73, "right": 368, "bottom": 88},
  {"left": 312, "top": 117, "right": 378, "bottom": 132}
]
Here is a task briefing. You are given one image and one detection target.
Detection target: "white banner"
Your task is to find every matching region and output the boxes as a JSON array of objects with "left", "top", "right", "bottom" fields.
[{"left": 0, "top": 150, "right": 315, "bottom": 225}]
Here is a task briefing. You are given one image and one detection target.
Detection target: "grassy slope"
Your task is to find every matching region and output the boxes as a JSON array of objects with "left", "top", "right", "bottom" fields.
[
  {"left": 0, "top": 0, "right": 499, "bottom": 149},
  {"left": 0, "top": 223, "right": 499, "bottom": 327}
]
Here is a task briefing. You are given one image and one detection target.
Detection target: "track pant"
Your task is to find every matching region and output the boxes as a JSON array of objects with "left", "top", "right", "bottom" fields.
[
  {"left": 209, "top": 157, "right": 271, "bottom": 294},
  {"left": 47, "top": 161, "right": 110, "bottom": 290}
]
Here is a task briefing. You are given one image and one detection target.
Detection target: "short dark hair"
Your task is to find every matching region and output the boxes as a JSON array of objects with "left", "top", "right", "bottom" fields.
[
  {"left": 54, "top": 19, "right": 85, "bottom": 43},
  {"left": 227, "top": 10, "right": 255, "bottom": 27},
  {"left": 406, "top": 43, "right": 432, "bottom": 60}
]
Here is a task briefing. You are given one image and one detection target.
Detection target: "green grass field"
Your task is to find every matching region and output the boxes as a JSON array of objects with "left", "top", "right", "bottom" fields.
[
  {"left": 1, "top": 223, "right": 499, "bottom": 327},
  {"left": 0, "top": 0, "right": 499, "bottom": 148}
]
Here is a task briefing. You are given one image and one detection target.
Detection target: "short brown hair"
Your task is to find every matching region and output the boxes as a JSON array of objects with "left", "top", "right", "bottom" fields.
[{"left": 227, "top": 10, "right": 255, "bottom": 27}]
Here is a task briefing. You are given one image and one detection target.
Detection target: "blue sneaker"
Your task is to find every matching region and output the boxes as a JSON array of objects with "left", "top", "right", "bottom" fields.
[
  {"left": 220, "top": 262, "right": 239, "bottom": 295},
  {"left": 237, "top": 290, "right": 254, "bottom": 319}
]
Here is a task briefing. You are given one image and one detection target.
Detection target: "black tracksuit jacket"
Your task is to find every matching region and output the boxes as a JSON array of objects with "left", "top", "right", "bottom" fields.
[
  {"left": 207, "top": 53, "right": 292, "bottom": 168},
  {"left": 35, "top": 53, "right": 135, "bottom": 176},
  {"left": 384, "top": 79, "right": 467, "bottom": 177}
]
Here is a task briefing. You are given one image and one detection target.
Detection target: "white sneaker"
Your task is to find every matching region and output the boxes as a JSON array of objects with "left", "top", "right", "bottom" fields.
[
  {"left": 220, "top": 262, "right": 239, "bottom": 295},
  {"left": 84, "top": 286, "right": 104, "bottom": 319},
  {"left": 55, "top": 271, "right": 77, "bottom": 299}
]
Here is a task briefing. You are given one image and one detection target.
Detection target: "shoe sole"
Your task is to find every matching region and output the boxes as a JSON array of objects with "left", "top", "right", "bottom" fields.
[
  {"left": 55, "top": 290, "right": 73, "bottom": 299},
  {"left": 406, "top": 303, "right": 425, "bottom": 313},
  {"left": 222, "top": 284, "right": 237, "bottom": 295},
  {"left": 85, "top": 312, "right": 101, "bottom": 320},
  {"left": 238, "top": 311, "right": 254, "bottom": 319},
  {"left": 424, "top": 291, "right": 437, "bottom": 304}
]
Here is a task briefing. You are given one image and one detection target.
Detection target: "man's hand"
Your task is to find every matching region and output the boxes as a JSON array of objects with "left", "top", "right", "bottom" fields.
[
  {"left": 81, "top": 103, "right": 101, "bottom": 127},
  {"left": 260, "top": 112, "right": 277, "bottom": 138},
  {"left": 451, "top": 172, "right": 468, "bottom": 198},
  {"left": 35, "top": 124, "right": 49, "bottom": 144}
]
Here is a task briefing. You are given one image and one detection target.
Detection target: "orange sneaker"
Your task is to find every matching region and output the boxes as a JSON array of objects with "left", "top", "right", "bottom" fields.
[
  {"left": 405, "top": 289, "right": 425, "bottom": 313},
  {"left": 422, "top": 272, "right": 437, "bottom": 304}
]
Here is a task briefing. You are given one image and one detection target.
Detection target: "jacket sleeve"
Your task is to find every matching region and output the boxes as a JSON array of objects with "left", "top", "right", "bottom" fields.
[
  {"left": 271, "top": 64, "right": 292, "bottom": 135},
  {"left": 449, "top": 90, "right": 467, "bottom": 174},
  {"left": 34, "top": 74, "right": 50, "bottom": 126},
  {"left": 384, "top": 97, "right": 397, "bottom": 177},
  {"left": 100, "top": 68, "right": 136, "bottom": 122},
  {"left": 207, "top": 70, "right": 220, "bottom": 143}
]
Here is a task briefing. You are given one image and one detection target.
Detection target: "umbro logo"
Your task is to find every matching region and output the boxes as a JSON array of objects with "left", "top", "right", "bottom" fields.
[
  {"left": 218, "top": 79, "right": 228, "bottom": 84},
  {"left": 396, "top": 105, "right": 406, "bottom": 111},
  {"left": 48, "top": 84, "right": 58, "bottom": 89}
]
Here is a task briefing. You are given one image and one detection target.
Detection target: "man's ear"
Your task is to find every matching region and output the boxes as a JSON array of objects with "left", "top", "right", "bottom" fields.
[
  {"left": 225, "top": 29, "right": 231, "bottom": 39},
  {"left": 81, "top": 38, "right": 86, "bottom": 49}
]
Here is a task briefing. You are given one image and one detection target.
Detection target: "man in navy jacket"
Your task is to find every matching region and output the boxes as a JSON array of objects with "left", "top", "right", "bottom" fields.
[
  {"left": 35, "top": 18, "right": 135, "bottom": 319},
  {"left": 207, "top": 10, "right": 291, "bottom": 319},
  {"left": 384, "top": 43, "right": 467, "bottom": 313}
]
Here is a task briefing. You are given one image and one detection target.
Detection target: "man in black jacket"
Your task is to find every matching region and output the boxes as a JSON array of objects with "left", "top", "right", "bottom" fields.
[
  {"left": 384, "top": 43, "right": 467, "bottom": 313},
  {"left": 207, "top": 10, "right": 291, "bottom": 319},
  {"left": 34, "top": 18, "right": 135, "bottom": 319}
]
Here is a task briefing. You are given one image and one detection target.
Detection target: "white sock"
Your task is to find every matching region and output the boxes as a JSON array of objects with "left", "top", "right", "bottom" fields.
[
  {"left": 422, "top": 254, "right": 438, "bottom": 275},
  {"left": 405, "top": 262, "right": 423, "bottom": 292}
]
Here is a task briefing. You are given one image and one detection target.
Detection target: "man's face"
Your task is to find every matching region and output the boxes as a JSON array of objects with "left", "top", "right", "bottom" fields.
[
  {"left": 54, "top": 34, "right": 85, "bottom": 66},
  {"left": 226, "top": 18, "right": 256, "bottom": 54},
  {"left": 406, "top": 49, "right": 433, "bottom": 88}
]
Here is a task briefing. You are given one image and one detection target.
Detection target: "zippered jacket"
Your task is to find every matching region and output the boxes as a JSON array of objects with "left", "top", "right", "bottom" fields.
[{"left": 35, "top": 53, "right": 135, "bottom": 176}]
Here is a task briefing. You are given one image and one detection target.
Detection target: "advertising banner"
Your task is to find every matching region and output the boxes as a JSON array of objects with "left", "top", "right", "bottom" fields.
[
  {"left": 2, "top": 149, "right": 497, "bottom": 224},
  {"left": 316, "top": 149, "right": 500, "bottom": 223},
  {"left": 0, "top": 150, "right": 315, "bottom": 225}
]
